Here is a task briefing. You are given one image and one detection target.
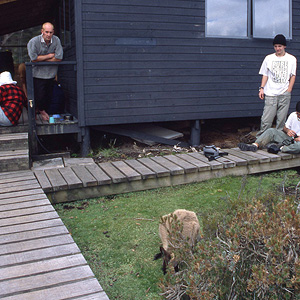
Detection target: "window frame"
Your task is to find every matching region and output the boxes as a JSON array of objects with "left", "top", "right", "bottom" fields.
[{"left": 205, "top": 0, "right": 292, "bottom": 40}]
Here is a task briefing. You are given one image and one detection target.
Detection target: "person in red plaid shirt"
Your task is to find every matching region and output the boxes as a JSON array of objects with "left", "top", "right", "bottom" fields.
[{"left": 0, "top": 72, "right": 27, "bottom": 126}]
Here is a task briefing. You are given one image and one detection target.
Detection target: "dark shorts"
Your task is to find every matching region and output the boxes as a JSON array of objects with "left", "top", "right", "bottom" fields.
[{"left": 33, "top": 78, "right": 54, "bottom": 112}]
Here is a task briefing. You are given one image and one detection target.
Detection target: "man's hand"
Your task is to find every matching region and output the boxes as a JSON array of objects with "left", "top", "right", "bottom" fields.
[
  {"left": 259, "top": 89, "right": 265, "bottom": 100},
  {"left": 286, "top": 129, "right": 297, "bottom": 137}
]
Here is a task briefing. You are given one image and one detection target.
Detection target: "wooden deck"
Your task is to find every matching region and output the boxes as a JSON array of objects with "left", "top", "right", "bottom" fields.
[
  {"left": 0, "top": 170, "right": 109, "bottom": 300},
  {"left": 32, "top": 148, "right": 300, "bottom": 204},
  {"left": 1, "top": 146, "right": 300, "bottom": 299}
]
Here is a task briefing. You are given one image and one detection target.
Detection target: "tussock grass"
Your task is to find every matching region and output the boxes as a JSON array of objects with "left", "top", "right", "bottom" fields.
[{"left": 54, "top": 170, "right": 300, "bottom": 299}]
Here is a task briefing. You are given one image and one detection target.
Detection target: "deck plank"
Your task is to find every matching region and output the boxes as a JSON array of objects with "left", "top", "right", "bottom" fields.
[
  {"left": 0, "top": 193, "right": 48, "bottom": 209},
  {"left": 224, "top": 149, "right": 260, "bottom": 164},
  {"left": 45, "top": 168, "right": 68, "bottom": 191},
  {"left": 34, "top": 170, "right": 53, "bottom": 192},
  {"left": 137, "top": 157, "right": 170, "bottom": 177},
  {"left": 98, "top": 162, "right": 128, "bottom": 183},
  {"left": 0, "top": 188, "right": 45, "bottom": 200},
  {"left": 71, "top": 165, "right": 98, "bottom": 187},
  {"left": 150, "top": 156, "right": 185, "bottom": 175},
  {"left": 112, "top": 160, "right": 142, "bottom": 181},
  {"left": 0, "top": 265, "right": 95, "bottom": 297},
  {"left": 258, "top": 149, "right": 282, "bottom": 161},
  {"left": 0, "top": 179, "right": 38, "bottom": 189},
  {"left": 0, "top": 243, "right": 81, "bottom": 267},
  {"left": 164, "top": 154, "right": 198, "bottom": 173},
  {"left": 1, "top": 278, "right": 105, "bottom": 300},
  {"left": 223, "top": 152, "right": 248, "bottom": 166},
  {"left": 0, "top": 234, "right": 74, "bottom": 256},
  {"left": 0, "top": 254, "right": 86, "bottom": 281},
  {"left": 0, "top": 218, "right": 64, "bottom": 235},
  {"left": 187, "top": 152, "right": 224, "bottom": 169},
  {"left": 0, "top": 183, "right": 41, "bottom": 194},
  {"left": 0, "top": 205, "right": 55, "bottom": 219},
  {"left": 0, "top": 211, "right": 59, "bottom": 227},
  {"left": 0, "top": 199, "right": 50, "bottom": 211},
  {"left": 125, "top": 159, "right": 156, "bottom": 179},
  {"left": 85, "top": 163, "right": 112, "bottom": 185},
  {"left": 176, "top": 153, "right": 211, "bottom": 171},
  {"left": 0, "top": 226, "right": 68, "bottom": 244},
  {"left": 0, "top": 174, "right": 35, "bottom": 185},
  {"left": 58, "top": 166, "right": 83, "bottom": 189},
  {"left": 231, "top": 147, "right": 270, "bottom": 163}
]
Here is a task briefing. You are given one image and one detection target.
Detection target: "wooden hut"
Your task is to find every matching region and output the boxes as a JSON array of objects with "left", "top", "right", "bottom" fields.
[{"left": 1, "top": 0, "right": 299, "bottom": 155}]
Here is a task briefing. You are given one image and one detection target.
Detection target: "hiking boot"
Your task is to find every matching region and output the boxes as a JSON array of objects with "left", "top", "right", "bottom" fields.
[
  {"left": 238, "top": 143, "right": 258, "bottom": 152},
  {"left": 267, "top": 143, "right": 281, "bottom": 154}
]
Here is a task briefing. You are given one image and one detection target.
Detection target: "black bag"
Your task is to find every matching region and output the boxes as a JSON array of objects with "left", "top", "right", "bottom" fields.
[{"left": 203, "top": 145, "right": 228, "bottom": 161}]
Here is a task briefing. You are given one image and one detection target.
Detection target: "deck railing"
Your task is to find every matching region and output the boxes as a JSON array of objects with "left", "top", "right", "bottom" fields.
[{"left": 25, "top": 61, "right": 76, "bottom": 157}]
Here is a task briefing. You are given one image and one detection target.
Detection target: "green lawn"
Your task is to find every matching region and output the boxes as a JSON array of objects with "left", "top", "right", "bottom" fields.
[{"left": 54, "top": 170, "right": 300, "bottom": 300}]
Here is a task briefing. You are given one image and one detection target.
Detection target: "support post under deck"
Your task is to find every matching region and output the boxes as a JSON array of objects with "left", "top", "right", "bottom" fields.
[{"left": 190, "top": 120, "right": 201, "bottom": 146}]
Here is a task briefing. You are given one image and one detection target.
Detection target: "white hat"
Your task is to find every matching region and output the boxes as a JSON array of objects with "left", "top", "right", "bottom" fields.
[{"left": 0, "top": 71, "right": 17, "bottom": 86}]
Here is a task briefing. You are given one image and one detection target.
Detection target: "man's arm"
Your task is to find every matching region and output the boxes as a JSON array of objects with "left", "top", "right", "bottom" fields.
[
  {"left": 259, "top": 75, "right": 268, "bottom": 100},
  {"left": 283, "top": 125, "right": 297, "bottom": 137},
  {"left": 32, "top": 53, "right": 62, "bottom": 62},
  {"left": 287, "top": 75, "right": 296, "bottom": 93}
]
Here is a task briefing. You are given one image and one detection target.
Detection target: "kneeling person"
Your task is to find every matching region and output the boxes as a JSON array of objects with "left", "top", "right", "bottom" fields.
[{"left": 239, "top": 101, "right": 300, "bottom": 154}]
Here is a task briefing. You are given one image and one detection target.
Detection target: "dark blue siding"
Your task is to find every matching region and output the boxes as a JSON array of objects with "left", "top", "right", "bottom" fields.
[{"left": 79, "top": 0, "right": 300, "bottom": 126}]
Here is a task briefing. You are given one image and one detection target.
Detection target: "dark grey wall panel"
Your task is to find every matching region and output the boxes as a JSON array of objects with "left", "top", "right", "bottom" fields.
[{"left": 79, "top": 0, "right": 300, "bottom": 126}]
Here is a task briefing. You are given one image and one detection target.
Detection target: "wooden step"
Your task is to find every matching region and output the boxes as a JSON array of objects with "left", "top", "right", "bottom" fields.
[
  {"left": 0, "top": 124, "right": 28, "bottom": 135},
  {"left": 0, "top": 149, "right": 30, "bottom": 172},
  {"left": 0, "top": 132, "right": 28, "bottom": 151}
]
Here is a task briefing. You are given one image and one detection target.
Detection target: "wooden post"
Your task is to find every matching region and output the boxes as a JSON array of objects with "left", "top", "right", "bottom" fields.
[
  {"left": 25, "top": 63, "right": 38, "bottom": 163},
  {"left": 81, "top": 127, "right": 90, "bottom": 157},
  {"left": 190, "top": 120, "right": 201, "bottom": 146}
]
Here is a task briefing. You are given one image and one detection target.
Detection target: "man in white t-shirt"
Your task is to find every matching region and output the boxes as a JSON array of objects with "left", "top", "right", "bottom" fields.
[
  {"left": 238, "top": 101, "right": 300, "bottom": 154},
  {"left": 256, "top": 34, "right": 297, "bottom": 137}
]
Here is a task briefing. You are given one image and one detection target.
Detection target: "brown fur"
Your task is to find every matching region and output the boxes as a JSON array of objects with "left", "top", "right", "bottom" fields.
[{"left": 154, "top": 209, "right": 201, "bottom": 274}]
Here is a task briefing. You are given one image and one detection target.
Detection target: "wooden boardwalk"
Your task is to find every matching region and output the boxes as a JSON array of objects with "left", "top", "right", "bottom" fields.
[
  {"left": 32, "top": 148, "right": 300, "bottom": 204},
  {"left": 0, "top": 170, "right": 109, "bottom": 300}
]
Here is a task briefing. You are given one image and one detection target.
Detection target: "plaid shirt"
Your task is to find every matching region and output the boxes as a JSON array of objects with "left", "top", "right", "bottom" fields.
[{"left": 0, "top": 84, "right": 27, "bottom": 125}]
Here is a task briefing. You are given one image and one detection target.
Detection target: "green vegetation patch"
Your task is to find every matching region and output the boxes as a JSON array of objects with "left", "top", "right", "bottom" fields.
[{"left": 54, "top": 170, "right": 300, "bottom": 300}]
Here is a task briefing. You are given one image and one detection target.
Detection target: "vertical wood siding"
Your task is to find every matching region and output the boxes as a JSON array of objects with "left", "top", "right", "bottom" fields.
[{"left": 80, "top": 0, "right": 300, "bottom": 126}]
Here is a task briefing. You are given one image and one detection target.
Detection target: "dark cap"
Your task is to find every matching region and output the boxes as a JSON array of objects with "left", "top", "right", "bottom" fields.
[{"left": 273, "top": 34, "right": 286, "bottom": 46}]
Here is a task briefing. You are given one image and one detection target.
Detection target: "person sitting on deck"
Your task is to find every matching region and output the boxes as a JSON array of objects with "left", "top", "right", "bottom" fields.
[
  {"left": 0, "top": 71, "right": 27, "bottom": 126},
  {"left": 238, "top": 101, "right": 300, "bottom": 154}
]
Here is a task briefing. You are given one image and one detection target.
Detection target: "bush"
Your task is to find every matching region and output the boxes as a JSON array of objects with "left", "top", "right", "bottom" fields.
[{"left": 159, "top": 194, "right": 300, "bottom": 300}]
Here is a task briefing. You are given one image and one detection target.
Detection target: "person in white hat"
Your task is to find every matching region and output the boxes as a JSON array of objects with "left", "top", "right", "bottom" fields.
[{"left": 0, "top": 71, "right": 27, "bottom": 126}]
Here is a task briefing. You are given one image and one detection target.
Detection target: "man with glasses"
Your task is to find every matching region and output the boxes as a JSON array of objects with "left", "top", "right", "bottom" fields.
[{"left": 238, "top": 101, "right": 300, "bottom": 154}]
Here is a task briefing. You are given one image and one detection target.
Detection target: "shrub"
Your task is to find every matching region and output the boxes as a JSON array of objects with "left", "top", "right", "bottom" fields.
[{"left": 159, "top": 195, "right": 300, "bottom": 300}]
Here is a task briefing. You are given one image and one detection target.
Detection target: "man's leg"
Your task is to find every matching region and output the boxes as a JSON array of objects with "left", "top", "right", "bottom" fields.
[
  {"left": 34, "top": 78, "right": 53, "bottom": 121},
  {"left": 276, "top": 91, "right": 291, "bottom": 130},
  {"left": 255, "top": 128, "right": 289, "bottom": 148},
  {"left": 282, "top": 142, "right": 300, "bottom": 154},
  {"left": 239, "top": 128, "right": 289, "bottom": 151},
  {"left": 256, "top": 95, "right": 278, "bottom": 137}
]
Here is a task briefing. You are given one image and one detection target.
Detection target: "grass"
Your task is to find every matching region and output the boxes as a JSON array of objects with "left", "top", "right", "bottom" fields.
[{"left": 54, "top": 169, "right": 300, "bottom": 300}]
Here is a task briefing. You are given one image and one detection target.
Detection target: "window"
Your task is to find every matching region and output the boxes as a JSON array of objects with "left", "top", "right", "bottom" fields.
[
  {"left": 59, "top": 0, "right": 71, "bottom": 48},
  {"left": 206, "top": 0, "right": 292, "bottom": 39}
]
